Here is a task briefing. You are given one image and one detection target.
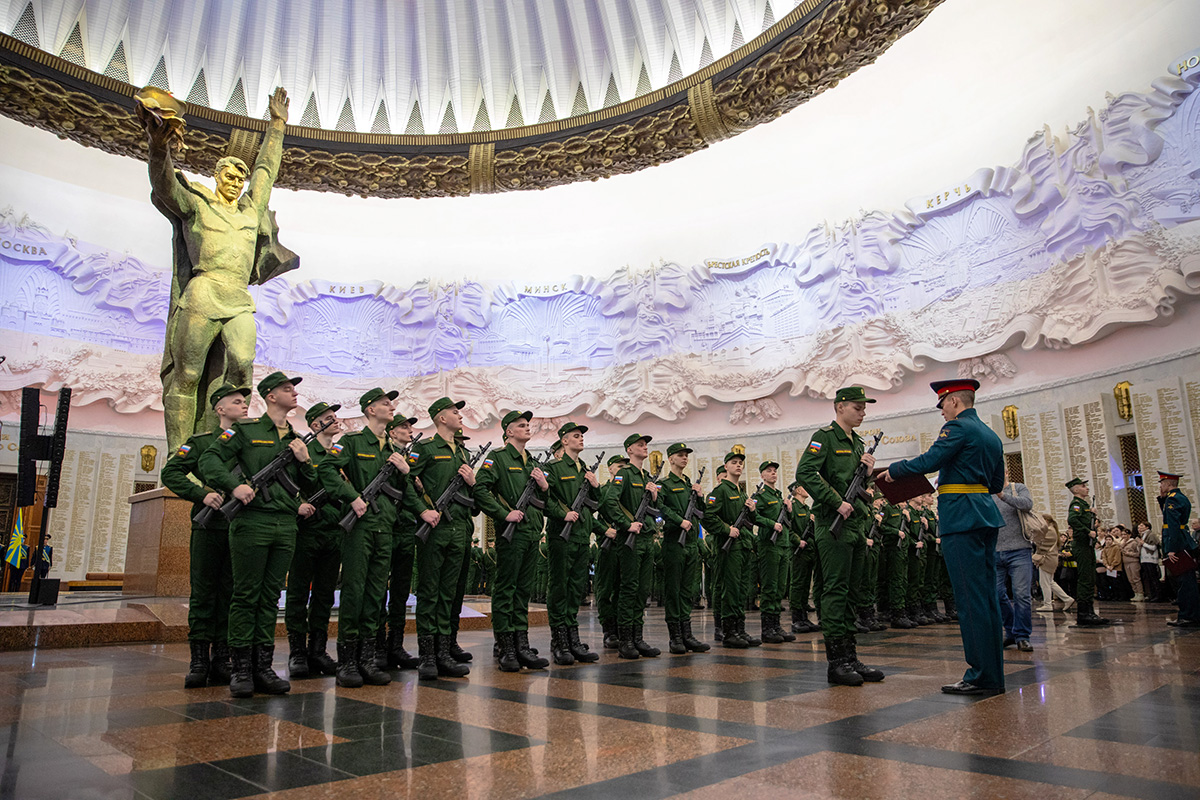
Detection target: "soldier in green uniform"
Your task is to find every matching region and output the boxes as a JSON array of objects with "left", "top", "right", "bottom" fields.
[
  {"left": 475, "top": 410, "right": 551, "bottom": 672},
  {"left": 918, "top": 497, "right": 949, "bottom": 622},
  {"left": 198, "top": 371, "right": 318, "bottom": 698},
  {"left": 466, "top": 538, "right": 481, "bottom": 595},
  {"left": 595, "top": 454, "right": 627, "bottom": 648},
  {"left": 902, "top": 502, "right": 932, "bottom": 625},
  {"left": 657, "top": 443, "right": 711, "bottom": 654},
  {"left": 704, "top": 452, "right": 760, "bottom": 648},
  {"left": 542, "top": 421, "right": 603, "bottom": 665},
  {"left": 885, "top": 379, "right": 1006, "bottom": 695},
  {"left": 317, "top": 388, "right": 409, "bottom": 687},
  {"left": 1066, "top": 478, "right": 1110, "bottom": 627},
  {"left": 744, "top": 516, "right": 759, "bottom": 612},
  {"left": 160, "top": 382, "right": 248, "bottom": 688},
  {"left": 876, "top": 498, "right": 914, "bottom": 629},
  {"left": 371, "top": 412, "right": 422, "bottom": 672},
  {"left": 854, "top": 490, "right": 887, "bottom": 633},
  {"left": 535, "top": 535, "right": 550, "bottom": 604},
  {"left": 406, "top": 397, "right": 478, "bottom": 679},
  {"left": 788, "top": 483, "right": 821, "bottom": 634},
  {"left": 284, "top": 400, "right": 343, "bottom": 679},
  {"left": 795, "top": 386, "right": 885, "bottom": 686},
  {"left": 754, "top": 462, "right": 796, "bottom": 644},
  {"left": 601, "top": 434, "right": 662, "bottom": 659},
  {"left": 1158, "top": 471, "right": 1199, "bottom": 626}
]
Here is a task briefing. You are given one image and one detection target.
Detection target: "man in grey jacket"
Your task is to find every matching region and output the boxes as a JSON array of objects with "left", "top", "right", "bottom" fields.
[{"left": 994, "top": 475, "right": 1034, "bottom": 651}]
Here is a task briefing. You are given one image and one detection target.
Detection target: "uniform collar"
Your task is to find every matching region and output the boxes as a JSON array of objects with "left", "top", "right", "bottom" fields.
[
  {"left": 431, "top": 432, "right": 456, "bottom": 450},
  {"left": 829, "top": 421, "right": 854, "bottom": 443}
]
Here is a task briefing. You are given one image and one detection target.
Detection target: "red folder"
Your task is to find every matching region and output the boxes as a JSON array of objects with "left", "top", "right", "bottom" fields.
[{"left": 871, "top": 468, "right": 935, "bottom": 505}]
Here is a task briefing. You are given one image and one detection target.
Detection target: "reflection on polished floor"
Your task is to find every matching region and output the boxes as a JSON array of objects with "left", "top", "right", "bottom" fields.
[{"left": 1, "top": 603, "right": 1197, "bottom": 800}]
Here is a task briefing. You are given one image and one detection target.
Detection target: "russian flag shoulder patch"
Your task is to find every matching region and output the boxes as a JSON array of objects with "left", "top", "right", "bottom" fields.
[
  {"left": 330, "top": 443, "right": 344, "bottom": 455},
  {"left": 174, "top": 444, "right": 191, "bottom": 457},
  {"left": 219, "top": 428, "right": 236, "bottom": 442}
]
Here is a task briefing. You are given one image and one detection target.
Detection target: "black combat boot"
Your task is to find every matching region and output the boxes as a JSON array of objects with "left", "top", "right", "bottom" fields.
[
  {"left": 776, "top": 613, "right": 797, "bottom": 642},
  {"left": 373, "top": 628, "right": 389, "bottom": 669},
  {"left": 307, "top": 631, "right": 338, "bottom": 675},
  {"left": 943, "top": 596, "right": 959, "bottom": 621},
  {"left": 926, "top": 602, "right": 948, "bottom": 624},
  {"left": 617, "top": 625, "right": 641, "bottom": 659},
  {"left": 336, "top": 640, "right": 363, "bottom": 688},
  {"left": 891, "top": 610, "right": 917, "bottom": 629},
  {"left": 721, "top": 616, "right": 749, "bottom": 648},
  {"left": 417, "top": 634, "right": 438, "bottom": 680},
  {"left": 387, "top": 628, "right": 420, "bottom": 669},
  {"left": 514, "top": 630, "right": 549, "bottom": 669},
  {"left": 855, "top": 609, "right": 874, "bottom": 635},
  {"left": 910, "top": 606, "right": 933, "bottom": 626},
  {"left": 846, "top": 637, "right": 885, "bottom": 682},
  {"left": 229, "top": 646, "right": 254, "bottom": 698},
  {"left": 602, "top": 620, "right": 620, "bottom": 649},
  {"left": 567, "top": 626, "right": 600, "bottom": 662},
  {"left": 209, "top": 642, "right": 233, "bottom": 685},
  {"left": 867, "top": 608, "right": 888, "bottom": 632},
  {"left": 252, "top": 644, "right": 291, "bottom": 695},
  {"left": 435, "top": 635, "right": 471, "bottom": 677},
  {"left": 358, "top": 638, "right": 392, "bottom": 685},
  {"left": 738, "top": 618, "right": 762, "bottom": 647},
  {"left": 185, "top": 640, "right": 211, "bottom": 689},
  {"left": 666, "top": 621, "right": 687, "bottom": 654},
  {"left": 791, "top": 608, "right": 816, "bottom": 634},
  {"left": 761, "top": 612, "right": 785, "bottom": 644},
  {"left": 496, "top": 632, "right": 521, "bottom": 673},
  {"left": 825, "top": 638, "right": 864, "bottom": 687},
  {"left": 713, "top": 611, "right": 724, "bottom": 642},
  {"left": 1076, "top": 601, "right": 1110, "bottom": 627},
  {"left": 633, "top": 625, "right": 660, "bottom": 657},
  {"left": 287, "top": 633, "right": 310, "bottom": 678},
  {"left": 681, "top": 618, "right": 711, "bottom": 652},
  {"left": 550, "top": 627, "right": 575, "bottom": 665},
  {"left": 445, "top": 623, "right": 474, "bottom": 662}
]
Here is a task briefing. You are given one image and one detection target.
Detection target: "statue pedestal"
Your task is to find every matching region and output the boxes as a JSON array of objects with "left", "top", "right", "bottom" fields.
[{"left": 124, "top": 488, "right": 192, "bottom": 597}]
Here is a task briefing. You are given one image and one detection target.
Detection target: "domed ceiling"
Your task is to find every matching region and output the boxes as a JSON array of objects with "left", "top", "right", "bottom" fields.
[{"left": 0, "top": 0, "right": 944, "bottom": 197}]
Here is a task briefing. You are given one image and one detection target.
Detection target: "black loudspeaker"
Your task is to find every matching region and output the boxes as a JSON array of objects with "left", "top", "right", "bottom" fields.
[
  {"left": 31, "top": 578, "right": 60, "bottom": 606},
  {"left": 16, "top": 387, "right": 44, "bottom": 507},
  {"left": 43, "top": 387, "right": 71, "bottom": 508}
]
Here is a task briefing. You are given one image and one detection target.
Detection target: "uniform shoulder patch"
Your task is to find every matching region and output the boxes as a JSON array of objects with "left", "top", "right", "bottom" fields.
[
  {"left": 482, "top": 458, "right": 494, "bottom": 469},
  {"left": 614, "top": 474, "right": 624, "bottom": 484},
  {"left": 807, "top": 440, "right": 823, "bottom": 453},
  {"left": 218, "top": 428, "right": 236, "bottom": 441},
  {"left": 330, "top": 443, "right": 344, "bottom": 455},
  {"left": 819, "top": 425, "right": 834, "bottom": 432},
  {"left": 174, "top": 444, "right": 192, "bottom": 457}
]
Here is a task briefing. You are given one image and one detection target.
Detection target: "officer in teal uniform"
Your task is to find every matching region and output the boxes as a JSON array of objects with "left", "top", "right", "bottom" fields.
[
  {"left": 1158, "top": 471, "right": 1198, "bottom": 626},
  {"left": 885, "top": 379, "right": 1005, "bottom": 696}
]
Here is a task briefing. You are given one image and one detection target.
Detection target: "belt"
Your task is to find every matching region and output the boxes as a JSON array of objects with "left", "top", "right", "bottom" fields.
[{"left": 937, "top": 484, "right": 989, "bottom": 495}]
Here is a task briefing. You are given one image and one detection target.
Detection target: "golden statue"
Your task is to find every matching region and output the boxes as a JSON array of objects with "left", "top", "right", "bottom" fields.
[{"left": 136, "top": 86, "right": 299, "bottom": 452}]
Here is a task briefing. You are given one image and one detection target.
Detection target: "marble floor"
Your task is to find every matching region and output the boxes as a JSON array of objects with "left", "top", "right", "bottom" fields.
[{"left": 1, "top": 602, "right": 1197, "bottom": 800}]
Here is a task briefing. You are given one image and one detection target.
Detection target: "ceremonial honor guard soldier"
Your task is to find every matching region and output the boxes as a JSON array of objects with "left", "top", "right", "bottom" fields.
[
  {"left": 542, "top": 422, "right": 603, "bottom": 664},
  {"left": 284, "top": 400, "right": 343, "bottom": 679},
  {"left": 885, "top": 379, "right": 1005, "bottom": 695},
  {"left": 375, "top": 412, "right": 422, "bottom": 670},
  {"left": 704, "top": 452, "right": 760, "bottom": 648},
  {"left": 788, "top": 482, "right": 821, "bottom": 634},
  {"left": 754, "top": 461, "right": 796, "bottom": 644},
  {"left": 1158, "top": 471, "right": 1199, "bottom": 626},
  {"left": 1066, "top": 477, "right": 1110, "bottom": 627},
  {"left": 406, "top": 397, "right": 477, "bottom": 680},
  {"left": 475, "top": 410, "right": 551, "bottom": 672},
  {"left": 160, "top": 382, "right": 248, "bottom": 688},
  {"left": 602, "top": 434, "right": 662, "bottom": 659},
  {"left": 657, "top": 443, "right": 712, "bottom": 654},
  {"left": 795, "top": 386, "right": 885, "bottom": 686},
  {"left": 595, "top": 455, "right": 628, "bottom": 648},
  {"left": 199, "top": 371, "right": 318, "bottom": 698}
]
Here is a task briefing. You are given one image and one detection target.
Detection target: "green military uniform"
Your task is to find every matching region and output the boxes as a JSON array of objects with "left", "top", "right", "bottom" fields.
[
  {"left": 703, "top": 459, "right": 758, "bottom": 647},
  {"left": 753, "top": 470, "right": 794, "bottom": 642},
  {"left": 376, "top": 413, "right": 422, "bottom": 671},
  {"left": 594, "top": 456, "right": 627, "bottom": 646},
  {"left": 744, "top": 523, "right": 759, "bottom": 611},
  {"left": 857, "top": 503, "right": 881, "bottom": 630},
  {"left": 657, "top": 445, "right": 709, "bottom": 653},
  {"left": 788, "top": 496, "right": 822, "bottom": 632},
  {"left": 1066, "top": 479, "right": 1107, "bottom": 626},
  {"left": 903, "top": 506, "right": 929, "bottom": 622},
  {"left": 920, "top": 507, "right": 948, "bottom": 620},
  {"left": 482, "top": 545, "right": 496, "bottom": 595},
  {"left": 535, "top": 537, "right": 550, "bottom": 603},
  {"left": 876, "top": 502, "right": 911, "bottom": 627},
  {"left": 466, "top": 544, "right": 480, "bottom": 594}
]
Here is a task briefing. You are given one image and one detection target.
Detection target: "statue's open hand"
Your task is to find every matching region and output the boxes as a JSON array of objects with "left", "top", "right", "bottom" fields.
[{"left": 268, "top": 87, "right": 289, "bottom": 123}]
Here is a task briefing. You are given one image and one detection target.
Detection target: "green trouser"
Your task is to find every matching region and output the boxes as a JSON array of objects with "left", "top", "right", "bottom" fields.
[
  {"left": 757, "top": 531, "right": 788, "bottom": 615},
  {"left": 284, "top": 523, "right": 342, "bottom": 636},
  {"left": 492, "top": 526, "right": 539, "bottom": 633},
  {"left": 716, "top": 535, "right": 749, "bottom": 622},
  {"left": 337, "top": 527, "right": 393, "bottom": 642},
  {"left": 662, "top": 531, "right": 701, "bottom": 623},
  {"left": 862, "top": 544, "right": 879, "bottom": 608},
  {"left": 1073, "top": 533, "right": 1096, "bottom": 605},
  {"left": 596, "top": 541, "right": 619, "bottom": 627},
  {"left": 548, "top": 529, "right": 590, "bottom": 629},
  {"left": 383, "top": 528, "right": 416, "bottom": 632},
  {"left": 416, "top": 519, "right": 469, "bottom": 636},
  {"left": 937, "top": 552, "right": 954, "bottom": 601},
  {"left": 923, "top": 550, "right": 943, "bottom": 604},
  {"left": 227, "top": 511, "right": 296, "bottom": 648},
  {"left": 906, "top": 545, "right": 927, "bottom": 608},
  {"left": 449, "top": 539, "right": 471, "bottom": 637},
  {"left": 789, "top": 543, "right": 818, "bottom": 611},
  {"left": 637, "top": 535, "right": 656, "bottom": 607},
  {"left": 745, "top": 547, "right": 758, "bottom": 609},
  {"left": 878, "top": 537, "right": 908, "bottom": 612},
  {"left": 616, "top": 533, "right": 650, "bottom": 626},
  {"left": 813, "top": 523, "right": 866, "bottom": 640},
  {"left": 189, "top": 525, "right": 232, "bottom": 643}
]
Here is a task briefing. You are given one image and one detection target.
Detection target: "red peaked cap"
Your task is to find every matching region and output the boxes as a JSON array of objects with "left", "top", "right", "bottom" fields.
[{"left": 930, "top": 379, "right": 980, "bottom": 408}]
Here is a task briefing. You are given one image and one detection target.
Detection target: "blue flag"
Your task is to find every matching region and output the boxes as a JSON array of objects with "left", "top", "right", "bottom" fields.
[{"left": 5, "top": 508, "right": 28, "bottom": 570}]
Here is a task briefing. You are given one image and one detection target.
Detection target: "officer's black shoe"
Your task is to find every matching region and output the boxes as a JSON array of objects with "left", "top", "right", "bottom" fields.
[
  {"left": 891, "top": 614, "right": 917, "bottom": 630},
  {"left": 721, "top": 617, "right": 749, "bottom": 648},
  {"left": 617, "top": 625, "right": 641, "bottom": 659},
  {"left": 336, "top": 640, "right": 364, "bottom": 688},
  {"left": 445, "top": 634, "right": 473, "bottom": 663},
  {"left": 417, "top": 634, "right": 439, "bottom": 680},
  {"left": 1077, "top": 614, "right": 1111, "bottom": 627},
  {"left": 567, "top": 626, "right": 600, "bottom": 662},
  {"left": 633, "top": 625, "right": 660, "bottom": 657},
  {"left": 1167, "top": 618, "right": 1200, "bottom": 627},
  {"left": 435, "top": 635, "right": 471, "bottom": 677},
  {"left": 713, "top": 613, "right": 724, "bottom": 642},
  {"left": 738, "top": 618, "right": 762, "bottom": 647},
  {"left": 667, "top": 621, "right": 687, "bottom": 654},
  {"left": 185, "top": 640, "right": 211, "bottom": 689},
  {"left": 551, "top": 628, "right": 576, "bottom": 666},
  {"left": 287, "top": 633, "right": 310, "bottom": 679},
  {"left": 252, "top": 644, "right": 291, "bottom": 695},
  {"left": 761, "top": 613, "right": 785, "bottom": 644},
  {"left": 357, "top": 639, "right": 392, "bottom": 685},
  {"left": 210, "top": 642, "right": 233, "bottom": 685},
  {"left": 825, "top": 639, "right": 864, "bottom": 687},
  {"left": 514, "top": 631, "right": 549, "bottom": 669},
  {"left": 496, "top": 632, "right": 521, "bottom": 673},
  {"left": 681, "top": 618, "right": 711, "bottom": 652},
  {"left": 941, "top": 680, "right": 1004, "bottom": 696},
  {"left": 387, "top": 631, "right": 420, "bottom": 670},
  {"left": 602, "top": 620, "right": 620, "bottom": 649},
  {"left": 846, "top": 639, "right": 885, "bottom": 682},
  {"left": 307, "top": 631, "right": 338, "bottom": 676},
  {"left": 229, "top": 646, "right": 254, "bottom": 698}
]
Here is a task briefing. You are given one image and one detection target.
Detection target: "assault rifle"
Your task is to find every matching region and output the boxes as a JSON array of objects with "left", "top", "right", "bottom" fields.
[
  {"left": 500, "top": 448, "right": 553, "bottom": 542},
  {"left": 621, "top": 465, "right": 663, "bottom": 550},
  {"left": 339, "top": 433, "right": 422, "bottom": 533},
  {"left": 191, "top": 464, "right": 242, "bottom": 529},
  {"left": 676, "top": 466, "right": 707, "bottom": 546},
  {"left": 218, "top": 416, "right": 338, "bottom": 523},
  {"left": 722, "top": 482, "right": 764, "bottom": 552},
  {"left": 558, "top": 451, "right": 605, "bottom": 541},
  {"left": 828, "top": 432, "right": 883, "bottom": 539},
  {"left": 415, "top": 441, "right": 492, "bottom": 543},
  {"left": 792, "top": 514, "right": 815, "bottom": 558}
]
